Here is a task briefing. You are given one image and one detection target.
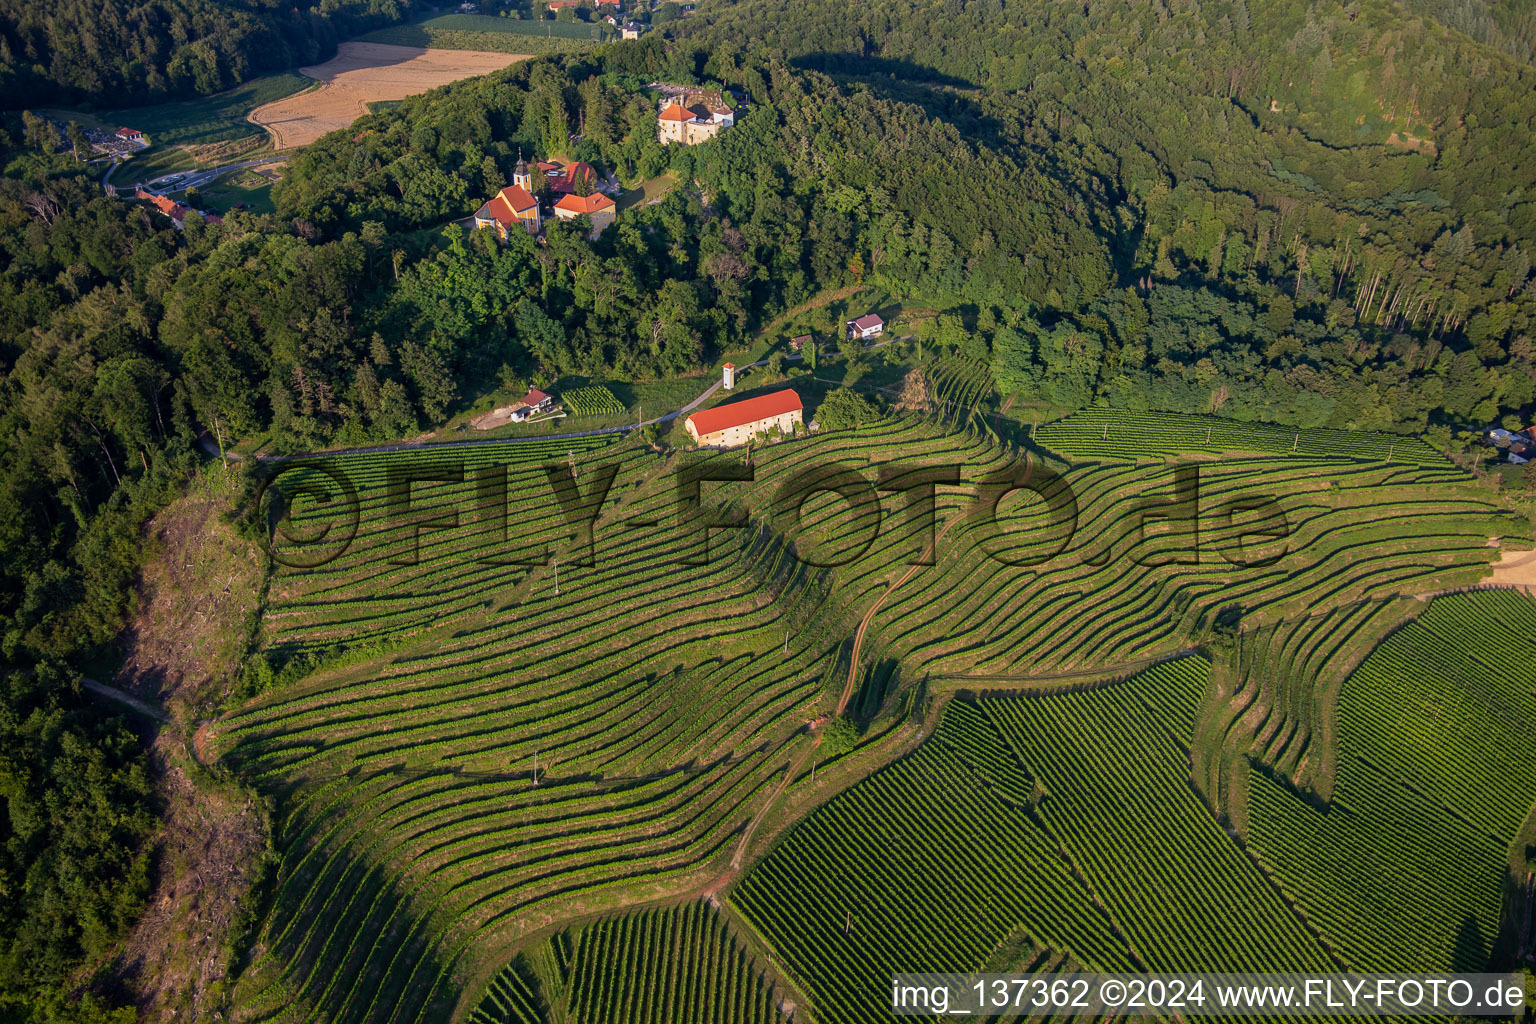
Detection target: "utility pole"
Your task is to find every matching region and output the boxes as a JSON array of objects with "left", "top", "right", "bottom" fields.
[
  {"left": 532, "top": 750, "right": 539, "bottom": 785},
  {"left": 553, "top": 557, "right": 560, "bottom": 596}
]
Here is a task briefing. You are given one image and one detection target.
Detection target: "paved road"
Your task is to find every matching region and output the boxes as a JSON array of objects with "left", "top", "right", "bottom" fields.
[
  {"left": 215, "top": 333, "right": 908, "bottom": 463},
  {"left": 109, "top": 154, "right": 291, "bottom": 195}
]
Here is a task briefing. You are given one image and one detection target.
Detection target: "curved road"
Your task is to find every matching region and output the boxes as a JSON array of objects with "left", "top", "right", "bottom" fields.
[
  {"left": 106, "top": 154, "right": 290, "bottom": 195},
  {"left": 241, "top": 335, "right": 906, "bottom": 463}
]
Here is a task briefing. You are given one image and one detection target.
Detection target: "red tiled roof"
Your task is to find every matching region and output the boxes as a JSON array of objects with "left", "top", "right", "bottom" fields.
[
  {"left": 686, "top": 390, "right": 803, "bottom": 437},
  {"left": 659, "top": 103, "right": 690, "bottom": 122},
  {"left": 555, "top": 192, "right": 615, "bottom": 215},
  {"left": 136, "top": 189, "right": 188, "bottom": 222},
  {"left": 477, "top": 194, "right": 516, "bottom": 227},
  {"left": 549, "top": 161, "right": 597, "bottom": 194},
  {"left": 522, "top": 388, "right": 550, "bottom": 406},
  {"left": 497, "top": 184, "right": 538, "bottom": 213},
  {"left": 849, "top": 313, "right": 883, "bottom": 330},
  {"left": 478, "top": 183, "right": 539, "bottom": 228}
]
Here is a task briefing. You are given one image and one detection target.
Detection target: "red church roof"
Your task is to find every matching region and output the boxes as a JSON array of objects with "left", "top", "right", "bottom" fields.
[
  {"left": 686, "top": 390, "right": 802, "bottom": 437},
  {"left": 478, "top": 183, "right": 539, "bottom": 227},
  {"left": 498, "top": 184, "right": 538, "bottom": 213},
  {"left": 659, "top": 103, "right": 690, "bottom": 123}
]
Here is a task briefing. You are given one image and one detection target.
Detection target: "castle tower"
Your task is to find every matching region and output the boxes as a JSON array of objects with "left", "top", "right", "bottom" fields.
[
  {"left": 513, "top": 149, "right": 532, "bottom": 192},
  {"left": 723, "top": 363, "right": 736, "bottom": 390}
]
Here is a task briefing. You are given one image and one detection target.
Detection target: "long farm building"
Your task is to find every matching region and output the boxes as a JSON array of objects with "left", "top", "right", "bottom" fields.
[{"left": 685, "top": 390, "right": 803, "bottom": 446}]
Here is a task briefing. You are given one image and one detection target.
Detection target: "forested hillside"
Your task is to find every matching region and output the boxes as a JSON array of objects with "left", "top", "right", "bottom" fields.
[
  {"left": 668, "top": 0, "right": 1536, "bottom": 435},
  {"left": 0, "top": 0, "right": 416, "bottom": 106}
]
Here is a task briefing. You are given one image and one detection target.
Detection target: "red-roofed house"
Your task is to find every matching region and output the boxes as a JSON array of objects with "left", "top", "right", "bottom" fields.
[
  {"left": 508, "top": 387, "right": 555, "bottom": 421},
  {"left": 685, "top": 390, "right": 803, "bottom": 447},
  {"left": 115, "top": 127, "right": 146, "bottom": 147},
  {"left": 545, "top": 160, "right": 598, "bottom": 195},
  {"left": 135, "top": 188, "right": 189, "bottom": 229},
  {"left": 553, "top": 192, "right": 616, "bottom": 237},
  {"left": 846, "top": 313, "right": 884, "bottom": 340}
]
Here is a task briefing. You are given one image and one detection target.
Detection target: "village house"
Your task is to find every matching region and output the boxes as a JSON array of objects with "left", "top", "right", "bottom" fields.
[
  {"left": 657, "top": 89, "right": 734, "bottom": 145},
  {"left": 553, "top": 192, "right": 617, "bottom": 237},
  {"left": 685, "top": 388, "right": 803, "bottom": 447},
  {"left": 621, "top": 20, "right": 643, "bottom": 37},
  {"left": 135, "top": 188, "right": 189, "bottom": 229},
  {"left": 543, "top": 160, "right": 601, "bottom": 195},
  {"left": 507, "top": 387, "right": 555, "bottom": 421},
  {"left": 114, "top": 127, "right": 147, "bottom": 148},
  {"left": 474, "top": 155, "right": 542, "bottom": 237},
  {"left": 846, "top": 313, "right": 884, "bottom": 340},
  {"left": 789, "top": 334, "right": 811, "bottom": 352}
]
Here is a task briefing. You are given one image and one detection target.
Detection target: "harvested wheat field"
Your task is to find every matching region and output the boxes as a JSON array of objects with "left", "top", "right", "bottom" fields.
[{"left": 248, "top": 42, "right": 527, "bottom": 149}]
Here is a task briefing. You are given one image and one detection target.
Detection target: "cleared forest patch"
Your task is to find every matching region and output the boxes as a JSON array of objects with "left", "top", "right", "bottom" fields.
[{"left": 248, "top": 43, "right": 528, "bottom": 149}]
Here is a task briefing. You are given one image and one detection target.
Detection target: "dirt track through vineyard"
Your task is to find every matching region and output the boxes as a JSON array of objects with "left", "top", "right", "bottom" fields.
[{"left": 248, "top": 42, "right": 528, "bottom": 149}]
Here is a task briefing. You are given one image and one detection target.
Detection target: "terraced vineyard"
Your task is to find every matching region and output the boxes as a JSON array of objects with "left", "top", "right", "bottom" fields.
[
  {"left": 1244, "top": 590, "right": 1536, "bottom": 971},
  {"left": 469, "top": 902, "right": 787, "bottom": 1024},
  {"left": 735, "top": 605, "right": 1536, "bottom": 1016},
  {"left": 218, "top": 409, "right": 1531, "bottom": 1024},
  {"left": 926, "top": 356, "right": 995, "bottom": 425},
  {"left": 1036, "top": 409, "right": 1448, "bottom": 465}
]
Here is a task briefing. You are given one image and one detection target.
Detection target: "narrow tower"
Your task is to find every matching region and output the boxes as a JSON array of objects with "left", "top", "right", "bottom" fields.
[
  {"left": 513, "top": 149, "right": 532, "bottom": 192},
  {"left": 723, "top": 363, "right": 736, "bottom": 390}
]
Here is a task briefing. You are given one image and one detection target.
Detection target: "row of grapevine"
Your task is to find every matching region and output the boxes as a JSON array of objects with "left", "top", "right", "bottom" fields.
[
  {"left": 225, "top": 411, "right": 1527, "bottom": 1024},
  {"left": 470, "top": 902, "right": 786, "bottom": 1024},
  {"left": 731, "top": 698, "right": 1141, "bottom": 1023},
  {"left": 1244, "top": 591, "right": 1536, "bottom": 971},
  {"left": 1035, "top": 408, "right": 1447, "bottom": 466},
  {"left": 563, "top": 385, "right": 625, "bottom": 417},
  {"left": 225, "top": 419, "right": 1000, "bottom": 1023}
]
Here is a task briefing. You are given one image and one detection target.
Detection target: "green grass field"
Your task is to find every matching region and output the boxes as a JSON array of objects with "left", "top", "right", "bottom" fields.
[
  {"left": 105, "top": 73, "right": 310, "bottom": 148},
  {"left": 617, "top": 173, "right": 679, "bottom": 212},
  {"left": 214, "top": 402, "right": 1532, "bottom": 1024},
  {"left": 359, "top": 13, "right": 614, "bottom": 52},
  {"left": 91, "top": 73, "right": 307, "bottom": 182},
  {"left": 197, "top": 167, "right": 278, "bottom": 216}
]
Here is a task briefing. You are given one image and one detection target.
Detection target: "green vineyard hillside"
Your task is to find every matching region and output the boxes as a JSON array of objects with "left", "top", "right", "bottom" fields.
[
  {"left": 734, "top": 608, "right": 1536, "bottom": 1017},
  {"left": 218, "top": 411, "right": 1528, "bottom": 1024},
  {"left": 470, "top": 901, "right": 787, "bottom": 1024}
]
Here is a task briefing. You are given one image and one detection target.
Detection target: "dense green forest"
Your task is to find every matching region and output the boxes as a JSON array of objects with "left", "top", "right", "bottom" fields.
[
  {"left": 664, "top": 0, "right": 1536, "bottom": 436},
  {"left": 0, "top": 0, "right": 417, "bottom": 106},
  {"left": 2, "top": 0, "right": 1536, "bottom": 1016}
]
